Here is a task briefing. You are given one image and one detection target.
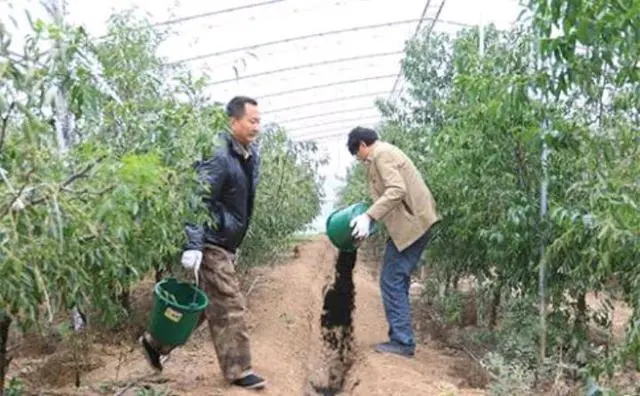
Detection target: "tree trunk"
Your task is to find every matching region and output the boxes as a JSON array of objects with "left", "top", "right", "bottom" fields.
[
  {"left": 452, "top": 275, "right": 460, "bottom": 291},
  {"left": 0, "top": 312, "right": 12, "bottom": 396},
  {"left": 570, "top": 292, "right": 589, "bottom": 375},
  {"left": 489, "top": 283, "right": 502, "bottom": 330},
  {"left": 576, "top": 293, "right": 587, "bottom": 333},
  {"left": 118, "top": 267, "right": 132, "bottom": 312},
  {"left": 576, "top": 293, "right": 588, "bottom": 337},
  {"left": 118, "top": 288, "right": 131, "bottom": 312}
]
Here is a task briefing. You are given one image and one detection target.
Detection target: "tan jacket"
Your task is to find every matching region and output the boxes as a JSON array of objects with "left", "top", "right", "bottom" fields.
[{"left": 365, "top": 141, "right": 440, "bottom": 252}]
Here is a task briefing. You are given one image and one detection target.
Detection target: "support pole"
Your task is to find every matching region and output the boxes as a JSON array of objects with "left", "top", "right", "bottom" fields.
[{"left": 535, "top": 34, "right": 550, "bottom": 376}]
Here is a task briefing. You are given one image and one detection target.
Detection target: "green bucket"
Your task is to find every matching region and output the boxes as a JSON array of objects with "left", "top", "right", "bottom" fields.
[
  {"left": 146, "top": 277, "right": 209, "bottom": 348},
  {"left": 326, "top": 202, "right": 378, "bottom": 252}
]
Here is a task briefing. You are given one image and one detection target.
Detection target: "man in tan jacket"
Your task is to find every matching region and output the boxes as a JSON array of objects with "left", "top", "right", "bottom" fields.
[{"left": 347, "top": 126, "right": 440, "bottom": 357}]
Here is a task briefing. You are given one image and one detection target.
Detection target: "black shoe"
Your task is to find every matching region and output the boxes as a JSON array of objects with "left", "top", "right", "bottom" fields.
[
  {"left": 232, "top": 373, "right": 267, "bottom": 390},
  {"left": 138, "top": 335, "right": 164, "bottom": 372}
]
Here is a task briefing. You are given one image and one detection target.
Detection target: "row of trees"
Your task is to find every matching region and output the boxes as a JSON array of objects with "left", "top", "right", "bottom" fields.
[
  {"left": 339, "top": 0, "right": 638, "bottom": 392},
  {"left": 0, "top": 7, "right": 323, "bottom": 393}
]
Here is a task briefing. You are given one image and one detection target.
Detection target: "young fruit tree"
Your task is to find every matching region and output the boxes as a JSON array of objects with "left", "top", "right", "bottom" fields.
[
  {"left": 0, "top": 8, "right": 323, "bottom": 393},
  {"left": 339, "top": 4, "right": 638, "bottom": 392}
]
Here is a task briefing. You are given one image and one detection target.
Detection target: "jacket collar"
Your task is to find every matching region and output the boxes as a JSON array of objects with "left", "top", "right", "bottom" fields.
[
  {"left": 221, "top": 129, "right": 255, "bottom": 159},
  {"left": 365, "top": 141, "right": 382, "bottom": 163}
]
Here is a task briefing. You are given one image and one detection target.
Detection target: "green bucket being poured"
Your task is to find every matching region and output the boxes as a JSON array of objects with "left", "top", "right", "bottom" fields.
[
  {"left": 326, "top": 202, "right": 378, "bottom": 252},
  {"left": 146, "top": 277, "right": 209, "bottom": 349}
]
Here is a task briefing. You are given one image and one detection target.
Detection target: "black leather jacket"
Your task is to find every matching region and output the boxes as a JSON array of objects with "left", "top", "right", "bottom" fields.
[{"left": 185, "top": 131, "right": 260, "bottom": 253}]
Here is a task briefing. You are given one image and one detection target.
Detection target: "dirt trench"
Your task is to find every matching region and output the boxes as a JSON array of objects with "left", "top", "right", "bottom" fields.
[
  {"left": 305, "top": 250, "right": 357, "bottom": 396},
  {"left": 8, "top": 237, "right": 485, "bottom": 395}
]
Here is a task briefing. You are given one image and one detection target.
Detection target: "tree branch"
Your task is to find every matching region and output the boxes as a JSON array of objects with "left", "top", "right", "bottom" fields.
[
  {"left": 62, "top": 183, "right": 117, "bottom": 199},
  {"left": 0, "top": 102, "right": 16, "bottom": 153},
  {"left": 0, "top": 168, "right": 36, "bottom": 217},
  {"left": 62, "top": 155, "right": 109, "bottom": 188},
  {"left": 28, "top": 155, "right": 108, "bottom": 206}
]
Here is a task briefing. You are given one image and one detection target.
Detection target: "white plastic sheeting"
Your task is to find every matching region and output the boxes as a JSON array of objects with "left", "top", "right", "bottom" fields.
[{"left": 2, "top": 0, "right": 525, "bottom": 231}]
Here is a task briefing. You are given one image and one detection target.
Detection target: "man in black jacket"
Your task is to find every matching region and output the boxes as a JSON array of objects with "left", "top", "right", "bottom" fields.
[{"left": 139, "top": 96, "right": 266, "bottom": 390}]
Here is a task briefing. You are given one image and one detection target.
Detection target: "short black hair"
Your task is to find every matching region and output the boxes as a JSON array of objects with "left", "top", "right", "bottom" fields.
[
  {"left": 347, "top": 126, "right": 378, "bottom": 155},
  {"left": 226, "top": 96, "right": 258, "bottom": 119}
]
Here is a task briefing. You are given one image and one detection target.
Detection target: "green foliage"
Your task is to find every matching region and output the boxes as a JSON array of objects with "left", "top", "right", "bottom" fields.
[
  {"left": 238, "top": 125, "right": 326, "bottom": 267},
  {"left": 527, "top": 0, "right": 639, "bottom": 98},
  {"left": 134, "top": 386, "right": 169, "bottom": 396},
  {"left": 0, "top": 3, "right": 321, "bottom": 363},
  {"left": 484, "top": 352, "right": 535, "bottom": 396},
  {"left": 0, "top": 8, "right": 216, "bottom": 331},
  {"left": 336, "top": 164, "right": 369, "bottom": 208},
  {"left": 3, "top": 377, "right": 23, "bottom": 396},
  {"left": 338, "top": 2, "right": 638, "bottom": 391}
]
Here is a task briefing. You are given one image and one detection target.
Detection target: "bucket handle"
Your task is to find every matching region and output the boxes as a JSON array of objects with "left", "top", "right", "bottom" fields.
[
  {"left": 194, "top": 260, "right": 200, "bottom": 287},
  {"left": 191, "top": 260, "right": 201, "bottom": 304}
]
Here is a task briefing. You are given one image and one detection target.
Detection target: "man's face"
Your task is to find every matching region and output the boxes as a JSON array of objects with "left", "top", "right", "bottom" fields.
[
  {"left": 355, "top": 142, "right": 370, "bottom": 162},
  {"left": 230, "top": 103, "right": 260, "bottom": 146}
]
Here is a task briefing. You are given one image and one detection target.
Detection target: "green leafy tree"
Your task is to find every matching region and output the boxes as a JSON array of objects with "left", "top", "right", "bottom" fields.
[
  {"left": 238, "top": 124, "right": 326, "bottom": 268},
  {"left": 338, "top": 6, "right": 638, "bottom": 391},
  {"left": 0, "top": 10, "right": 217, "bottom": 390},
  {"left": 0, "top": 7, "right": 322, "bottom": 393}
]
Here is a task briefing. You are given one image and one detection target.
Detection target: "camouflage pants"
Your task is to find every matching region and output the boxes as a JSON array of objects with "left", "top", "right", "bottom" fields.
[{"left": 147, "top": 244, "right": 253, "bottom": 382}]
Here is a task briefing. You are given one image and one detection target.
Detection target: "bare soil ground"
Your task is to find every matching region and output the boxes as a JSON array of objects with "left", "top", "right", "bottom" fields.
[{"left": 7, "top": 237, "right": 485, "bottom": 395}]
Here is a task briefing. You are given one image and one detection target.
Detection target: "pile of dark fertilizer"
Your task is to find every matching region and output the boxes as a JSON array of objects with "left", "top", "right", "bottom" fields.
[{"left": 310, "top": 250, "right": 358, "bottom": 396}]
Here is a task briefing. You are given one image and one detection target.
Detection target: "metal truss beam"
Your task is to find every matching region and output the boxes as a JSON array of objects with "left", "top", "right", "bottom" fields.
[
  {"left": 287, "top": 115, "right": 381, "bottom": 134},
  {"left": 262, "top": 91, "right": 388, "bottom": 114},
  {"left": 277, "top": 105, "right": 377, "bottom": 124},
  {"left": 208, "top": 50, "right": 403, "bottom": 85},
  {"left": 169, "top": 17, "right": 471, "bottom": 65},
  {"left": 260, "top": 74, "right": 395, "bottom": 99},
  {"left": 388, "top": 0, "right": 447, "bottom": 100}
]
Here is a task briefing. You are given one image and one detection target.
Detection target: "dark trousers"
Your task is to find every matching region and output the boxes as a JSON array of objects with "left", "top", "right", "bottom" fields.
[{"left": 380, "top": 230, "right": 430, "bottom": 349}]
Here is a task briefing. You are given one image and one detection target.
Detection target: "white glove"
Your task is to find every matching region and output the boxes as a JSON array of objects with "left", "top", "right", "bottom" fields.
[
  {"left": 181, "top": 250, "right": 203, "bottom": 272},
  {"left": 350, "top": 213, "right": 372, "bottom": 239}
]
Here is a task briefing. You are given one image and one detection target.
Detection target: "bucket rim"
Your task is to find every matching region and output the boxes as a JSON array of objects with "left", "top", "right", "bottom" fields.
[
  {"left": 325, "top": 208, "right": 343, "bottom": 250},
  {"left": 325, "top": 202, "right": 368, "bottom": 252},
  {"left": 154, "top": 278, "right": 209, "bottom": 312}
]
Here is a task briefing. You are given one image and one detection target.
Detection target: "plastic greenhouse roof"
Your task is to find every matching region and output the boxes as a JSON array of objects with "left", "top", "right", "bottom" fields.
[{"left": 2, "top": 0, "right": 525, "bottom": 230}]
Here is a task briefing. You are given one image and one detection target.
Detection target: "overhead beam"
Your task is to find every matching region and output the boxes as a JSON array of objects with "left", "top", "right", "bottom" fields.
[
  {"left": 168, "top": 18, "right": 471, "bottom": 65},
  {"left": 290, "top": 118, "right": 385, "bottom": 141},
  {"left": 151, "top": 0, "right": 285, "bottom": 28},
  {"left": 262, "top": 91, "right": 388, "bottom": 114},
  {"left": 388, "top": 0, "right": 432, "bottom": 98},
  {"left": 259, "top": 74, "right": 396, "bottom": 99},
  {"left": 388, "top": 0, "right": 447, "bottom": 100},
  {"left": 207, "top": 50, "right": 403, "bottom": 85},
  {"left": 277, "top": 106, "right": 377, "bottom": 124},
  {"left": 297, "top": 132, "right": 347, "bottom": 142},
  {"left": 12, "top": 0, "right": 286, "bottom": 58},
  {"left": 286, "top": 115, "right": 382, "bottom": 135}
]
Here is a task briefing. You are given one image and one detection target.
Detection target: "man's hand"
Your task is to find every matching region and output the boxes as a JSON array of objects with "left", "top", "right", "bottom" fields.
[
  {"left": 181, "top": 250, "right": 203, "bottom": 272},
  {"left": 350, "top": 213, "right": 372, "bottom": 239}
]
